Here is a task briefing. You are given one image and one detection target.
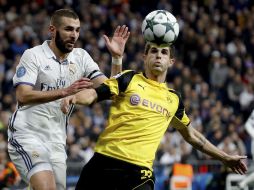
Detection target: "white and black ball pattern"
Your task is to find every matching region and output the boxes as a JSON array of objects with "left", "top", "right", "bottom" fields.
[{"left": 141, "top": 10, "right": 179, "bottom": 45}]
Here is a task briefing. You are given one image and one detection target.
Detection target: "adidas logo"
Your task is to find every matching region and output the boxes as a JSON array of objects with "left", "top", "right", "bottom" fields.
[{"left": 44, "top": 65, "right": 51, "bottom": 70}]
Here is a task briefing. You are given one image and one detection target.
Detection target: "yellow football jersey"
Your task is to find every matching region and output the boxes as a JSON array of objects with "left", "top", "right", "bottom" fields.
[{"left": 95, "top": 70, "right": 190, "bottom": 170}]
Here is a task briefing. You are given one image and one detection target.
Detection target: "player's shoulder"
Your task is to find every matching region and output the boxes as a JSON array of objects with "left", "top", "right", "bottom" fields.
[
  {"left": 112, "top": 70, "right": 138, "bottom": 79},
  {"left": 108, "top": 70, "right": 138, "bottom": 93},
  {"left": 71, "top": 48, "right": 90, "bottom": 57},
  {"left": 20, "top": 44, "right": 43, "bottom": 60},
  {"left": 24, "top": 44, "right": 41, "bottom": 53},
  {"left": 167, "top": 87, "right": 182, "bottom": 99}
]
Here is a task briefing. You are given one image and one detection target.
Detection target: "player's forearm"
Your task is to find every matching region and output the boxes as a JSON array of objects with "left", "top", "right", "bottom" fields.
[
  {"left": 110, "top": 57, "right": 122, "bottom": 77},
  {"left": 17, "top": 88, "right": 69, "bottom": 105},
  {"left": 187, "top": 128, "right": 229, "bottom": 161},
  {"left": 74, "top": 89, "right": 97, "bottom": 105}
]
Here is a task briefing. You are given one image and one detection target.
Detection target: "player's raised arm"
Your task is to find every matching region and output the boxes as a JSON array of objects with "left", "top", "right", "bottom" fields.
[
  {"left": 89, "top": 25, "right": 130, "bottom": 87},
  {"left": 103, "top": 25, "right": 130, "bottom": 77}
]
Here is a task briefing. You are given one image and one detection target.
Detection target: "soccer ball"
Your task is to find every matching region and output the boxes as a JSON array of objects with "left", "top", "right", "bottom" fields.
[{"left": 141, "top": 10, "right": 179, "bottom": 45}]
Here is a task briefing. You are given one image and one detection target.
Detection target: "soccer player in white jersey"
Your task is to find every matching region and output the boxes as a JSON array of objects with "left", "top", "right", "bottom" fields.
[
  {"left": 238, "top": 110, "right": 254, "bottom": 189},
  {"left": 7, "top": 9, "right": 130, "bottom": 190}
]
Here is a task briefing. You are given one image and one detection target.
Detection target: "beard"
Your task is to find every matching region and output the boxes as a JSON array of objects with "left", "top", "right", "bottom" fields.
[{"left": 55, "top": 31, "right": 74, "bottom": 53}]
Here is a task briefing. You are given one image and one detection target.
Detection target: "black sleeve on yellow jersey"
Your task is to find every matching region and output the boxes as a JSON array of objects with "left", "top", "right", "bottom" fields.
[
  {"left": 169, "top": 90, "right": 185, "bottom": 120},
  {"left": 95, "top": 84, "right": 111, "bottom": 102},
  {"left": 116, "top": 70, "right": 136, "bottom": 93},
  {"left": 95, "top": 71, "right": 136, "bottom": 102}
]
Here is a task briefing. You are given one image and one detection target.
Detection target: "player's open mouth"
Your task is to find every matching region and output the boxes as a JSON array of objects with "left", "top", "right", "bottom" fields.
[{"left": 67, "top": 42, "right": 74, "bottom": 45}]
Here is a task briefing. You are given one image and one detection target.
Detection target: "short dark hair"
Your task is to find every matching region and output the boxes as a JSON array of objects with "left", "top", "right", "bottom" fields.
[
  {"left": 144, "top": 42, "right": 174, "bottom": 58},
  {"left": 50, "top": 9, "right": 79, "bottom": 27}
]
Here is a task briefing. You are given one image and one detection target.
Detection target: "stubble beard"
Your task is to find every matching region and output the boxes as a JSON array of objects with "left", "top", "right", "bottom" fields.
[{"left": 55, "top": 31, "right": 73, "bottom": 54}]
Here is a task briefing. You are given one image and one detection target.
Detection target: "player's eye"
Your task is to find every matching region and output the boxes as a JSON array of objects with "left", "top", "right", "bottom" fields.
[
  {"left": 65, "top": 27, "right": 74, "bottom": 31},
  {"left": 150, "top": 48, "right": 158, "bottom": 54},
  {"left": 161, "top": 49, "right": 169, "bottom": 55}
]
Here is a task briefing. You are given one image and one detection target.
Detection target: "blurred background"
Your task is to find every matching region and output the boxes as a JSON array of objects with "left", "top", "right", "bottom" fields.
[{"left": 0, "top": 0, "right": 254, "bottom": 189}]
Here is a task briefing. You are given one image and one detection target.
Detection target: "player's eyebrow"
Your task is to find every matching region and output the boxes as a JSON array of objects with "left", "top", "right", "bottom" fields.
[{"left": 64, "top": 25, "right": 80, "bottom": 30}]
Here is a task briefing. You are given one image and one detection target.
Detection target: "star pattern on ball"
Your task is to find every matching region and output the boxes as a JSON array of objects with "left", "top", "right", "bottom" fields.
[
  {"left": 145, "top": 19, "right": 154, "bottom": 31},
  {"left": 153, "top": 35, "right": 165, "bottom": 44},
  {"left": 162, "top": 22, "right": 175, "bottom": 35}
]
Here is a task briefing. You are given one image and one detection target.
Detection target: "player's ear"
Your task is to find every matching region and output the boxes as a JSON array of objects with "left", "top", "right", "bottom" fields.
[
  {"left": 168, "top": 58, "right": 175, "bottom": 67},
  {"left": 49, "top": 25, "right": 56, "bottom": 38}
]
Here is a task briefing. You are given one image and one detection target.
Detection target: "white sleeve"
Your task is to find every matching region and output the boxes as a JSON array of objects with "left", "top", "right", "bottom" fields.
[
  {"left": 245, "top": 110, "right": 254, "bottom": 139},
  {"left": 82, "top": 50, "right": 104, "bottom": 79},
  {"left": 13, "top": 49, "right": 38, "bottom": 87}
]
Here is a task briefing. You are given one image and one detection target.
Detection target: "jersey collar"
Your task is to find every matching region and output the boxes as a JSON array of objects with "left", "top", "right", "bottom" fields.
[
  {"left": 42, "top": 40, "right": 56, "bottom": 59},
  {"left": 142, "top": 72, "right": 168, "bottom": 88},
  {"left": 42, "top": 40, "right": 73, "bottom": 64}
]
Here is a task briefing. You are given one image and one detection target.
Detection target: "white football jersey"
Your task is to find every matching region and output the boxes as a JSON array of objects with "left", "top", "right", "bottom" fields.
[
  {"left": 8, "top": 41, "right": 103, "bottom": 144},
  {"left": 245, "top": 110, "right": 254, "bottom": 139},
  {"left": 245, "top": 110, "right": 254, "bottom": 157}
]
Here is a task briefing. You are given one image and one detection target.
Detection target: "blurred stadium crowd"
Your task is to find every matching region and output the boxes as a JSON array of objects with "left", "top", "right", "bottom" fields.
[{"left": 0, "top": 0, "right": 254, "bottom": 189}]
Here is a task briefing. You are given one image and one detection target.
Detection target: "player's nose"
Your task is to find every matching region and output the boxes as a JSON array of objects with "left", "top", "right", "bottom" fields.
[
  {"left": 70, "top": 31, "right": 79, "bottom": 39},
  {"left": 156, "top": 51, "right": 162, "bottom": 58}
]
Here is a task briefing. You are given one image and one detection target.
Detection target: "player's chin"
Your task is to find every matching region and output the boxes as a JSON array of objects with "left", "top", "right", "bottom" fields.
[
  {"left": 66, "top": 43, "right": 75, "bottom": 50},
  {"left": 151, "top": 68, "right": 163, "bottom": 76},
  {"left": 64, "top": 46, "right": 74, "bottom": 53},
  {"left": 67, "top": 45, "right": 74, "bottom": 49},
  {"left": 152, "top": 66, "right": 163, "bottom": 72}
]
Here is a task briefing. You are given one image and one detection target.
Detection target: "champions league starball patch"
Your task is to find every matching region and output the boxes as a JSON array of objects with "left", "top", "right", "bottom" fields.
[{"left": 16, "top": 66, "right": 26, "bottom": 78}]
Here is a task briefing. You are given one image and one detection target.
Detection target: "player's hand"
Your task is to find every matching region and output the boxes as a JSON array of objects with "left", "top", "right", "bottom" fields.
[
  {"left": 64, "top": 78, "right": 93, "bottom": 96},
  {"left": 61, "top": 95, "right": 76, "bottom": 114},
  {"left": 103, "top": 25, "right": 130, "bottom": 58},
  {"left": 222, "top": 155, "right": 248, "bottom": 175}
]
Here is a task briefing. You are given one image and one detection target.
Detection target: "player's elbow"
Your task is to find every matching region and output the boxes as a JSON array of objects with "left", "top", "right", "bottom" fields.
[
  {"left": 183, "top": 133, "right": 195, "bottom": 144},
  {"left": 15, "top": 85, "right": 34, "bottom": 105},
  {"left": 179, "top": 127, "right": 196, "bottom": 144},
  {"left": 16, "top": 94, "right": 29, "bottom": 105}
]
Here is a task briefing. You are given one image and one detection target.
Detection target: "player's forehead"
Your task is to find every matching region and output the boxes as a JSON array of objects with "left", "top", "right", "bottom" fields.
[
  {"left": 59, "top": 16, "right": 80, "bottom": 28},
  {"left": 149, "top": 43, "right": 170, "bottom": 51}
]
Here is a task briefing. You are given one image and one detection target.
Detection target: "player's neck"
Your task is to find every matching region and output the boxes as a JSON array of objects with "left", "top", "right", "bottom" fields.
[
  {"left": 49, "top": 41, "right": 68, "bottom": 62},
  {"left": 144, "top": 71, "right": 166, "bottom": 83}
]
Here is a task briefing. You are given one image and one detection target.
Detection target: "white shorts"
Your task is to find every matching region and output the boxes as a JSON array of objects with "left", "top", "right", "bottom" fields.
[{"left": 8, "top": 137, "right": 67, "bottom": 189}]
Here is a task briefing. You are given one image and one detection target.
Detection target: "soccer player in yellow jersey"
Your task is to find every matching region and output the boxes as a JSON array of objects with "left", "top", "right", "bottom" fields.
[{"left": 61, "top": 42, "right": 248, "bottom": 190}]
